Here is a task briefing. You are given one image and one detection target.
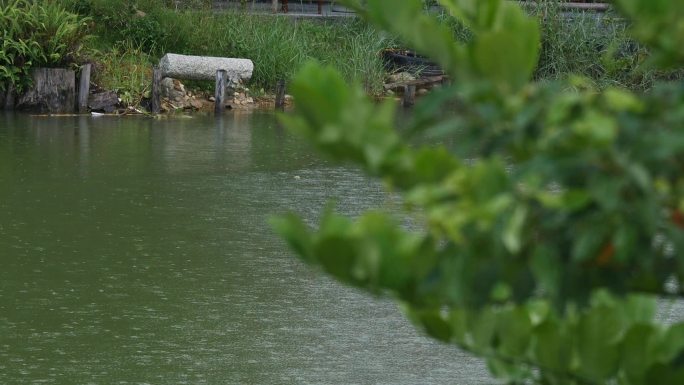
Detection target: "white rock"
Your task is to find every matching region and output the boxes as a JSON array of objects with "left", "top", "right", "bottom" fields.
[
  {"left": 387, "top": 72, "right": 415, "bottom": 83},
  {"left": 159, "top": 53, "right": 254, "bottom": 82}
]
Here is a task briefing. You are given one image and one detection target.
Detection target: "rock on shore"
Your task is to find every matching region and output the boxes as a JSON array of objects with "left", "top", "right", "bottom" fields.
[{"left": 159, "top": 53, "right": 253, "bottom": 84}]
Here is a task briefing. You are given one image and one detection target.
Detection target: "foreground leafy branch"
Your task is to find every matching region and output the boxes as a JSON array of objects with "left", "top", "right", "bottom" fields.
[{"left": 274, "top": 0, "right": 684, "bottom": 383}]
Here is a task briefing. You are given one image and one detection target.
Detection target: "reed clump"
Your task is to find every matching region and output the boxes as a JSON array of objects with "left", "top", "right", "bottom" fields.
[{"left": 532, "top": 3, "right": 682, "bottom": 90}]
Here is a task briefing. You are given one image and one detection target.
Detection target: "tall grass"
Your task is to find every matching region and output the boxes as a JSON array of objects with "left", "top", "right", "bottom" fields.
[
  {"left": 532, "top": 3, "right": 681, "bottom": 90},
  {"left": 148, "top": 10, "right": 391, "bottom": 93},
  {"left": 430, "top": 1, "right": 681, "bottom": 91},
  {"left": 315, "top": 20, "right": 392, "bottom": 95},
  {"left": 63, "top": 0, "right": 390, "bottom": 94},
  {"left": 89, "top": 41, "right": 154, "bottom": 107}
]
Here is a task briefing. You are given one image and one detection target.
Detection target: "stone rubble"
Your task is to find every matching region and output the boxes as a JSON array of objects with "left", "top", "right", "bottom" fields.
[{"left": 159, "top": 77, "right": 257, "bottom": 112}]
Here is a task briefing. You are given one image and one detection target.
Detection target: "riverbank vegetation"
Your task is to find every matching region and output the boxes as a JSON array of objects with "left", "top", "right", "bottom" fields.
[
  {"left": 62, "top": 0, "right": 391, "bottom": 101},
  {"left": 77, "top": 0, "right": 670, "bottom": 95},
  {"left": 2, "top": 0, "right": 680, "bottom": 107}
]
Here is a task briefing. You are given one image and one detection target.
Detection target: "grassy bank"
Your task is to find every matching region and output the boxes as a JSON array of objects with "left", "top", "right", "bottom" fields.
[
  {"left": 60, "top": 0, "right": 391, "bottom": 104},
  {"left": 437, "top": 3, "right": 680, "bottom": 91},
  {"left": 4, "top": 1, "right": 680, "bottom": 110},
  {"left": 533, "top": 7, "right": 679, "bottom": 90}
]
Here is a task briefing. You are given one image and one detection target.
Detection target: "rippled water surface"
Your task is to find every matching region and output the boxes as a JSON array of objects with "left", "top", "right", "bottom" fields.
[{"left": 0, "top": 112, "right": 491, "bottom": 384}]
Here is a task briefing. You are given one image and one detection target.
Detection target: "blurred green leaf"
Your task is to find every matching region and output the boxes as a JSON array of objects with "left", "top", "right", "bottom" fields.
[
  {"left": 576, "top": 301, "right": 622, "bottom": 381},
  {"left": 502, "top": 205, "right": 527, "bottom": 254}
]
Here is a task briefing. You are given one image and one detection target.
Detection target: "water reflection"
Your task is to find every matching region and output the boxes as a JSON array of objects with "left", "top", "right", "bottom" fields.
[{"left": 0, "top": 112, "right": 490, "bottom": 384}]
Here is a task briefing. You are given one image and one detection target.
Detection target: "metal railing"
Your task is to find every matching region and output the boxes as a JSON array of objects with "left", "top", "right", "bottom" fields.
[
  {"left": 211, "top": 1, "right": 612, "bottom": 14},
  {"left": 212, "top": 1, "right": 343, "bottom": 15}
]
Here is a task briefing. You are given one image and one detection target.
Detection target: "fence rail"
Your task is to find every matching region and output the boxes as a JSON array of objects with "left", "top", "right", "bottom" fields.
[{"left": 210, "top": 1, "right": 612, "bottom": 15}]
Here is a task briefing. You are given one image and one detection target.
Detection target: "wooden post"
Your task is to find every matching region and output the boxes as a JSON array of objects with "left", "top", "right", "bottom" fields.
[
  {"left": 275, "top": 79, "right": 286, "bottom": 110},
  {"left": 215, "top": 69, "right": 228, "bottom": 114},
  {"left": 15, "top": 68, "right": 75, "bottom": 113},
  {"left": 272, "top": 0, "right": 278, "bottom": 12},
  {"left": 152, "top": 66, "right": 162, "bottom": 114},
  {"left": 403, "top": 84, "right": 416, "bottom": 108},
  {"left": 78, "top": 63, "right": 92, "bottom": 113}
]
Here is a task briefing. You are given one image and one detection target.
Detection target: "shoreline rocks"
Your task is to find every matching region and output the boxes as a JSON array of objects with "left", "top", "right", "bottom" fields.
[{"left": 159, "top": 77, "right": 258, "bottom": 112}]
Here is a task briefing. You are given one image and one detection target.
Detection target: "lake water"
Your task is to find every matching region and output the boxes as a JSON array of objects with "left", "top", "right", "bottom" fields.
[{"left": 0, "top": 112, "right": 491, "bottom": 384}]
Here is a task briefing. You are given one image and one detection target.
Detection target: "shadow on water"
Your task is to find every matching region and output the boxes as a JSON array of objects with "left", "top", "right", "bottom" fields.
[{"left": 0, "top": 112, "right": 492, "bottom": 384}]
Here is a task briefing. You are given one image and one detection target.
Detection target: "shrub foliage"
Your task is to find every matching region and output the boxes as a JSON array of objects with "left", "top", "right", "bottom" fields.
[
  {"left": 0, "top": 0, "right": 89, "bottom": 92},
  {"left": 274, "top": 0, "right": 684, "bottom": 384}
]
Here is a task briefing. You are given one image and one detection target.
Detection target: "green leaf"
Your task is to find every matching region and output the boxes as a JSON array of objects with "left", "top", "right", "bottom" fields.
[
  {"left": 532, "top": 317, "right": 573, "bottom": 373},
  {"left": 645, "top": 363, "right": 684, "bottom": 385},
  {"left": 572, "top": 110, "right": 618, "bottom": 145},
  {"left": 270, "top": 213, "right": 314, "bottom": 262},
  {"left": 620, "top": 324, "right": 661, "bottom": 384},
  {"left": 410, "top": 146, "right": 461, "bottom": 186},
  {"left": 487, "top": 357, "right": 531, "bottom": 384},
  {"left": 408, "top": 307, "right": 453, "bottom": 342},
  {"left": 502, "top": 204, "right": 527, "bottom": 254},
  {"left": 471, "top": 308, "right": 497, "bottom": 349},
  {"left": 655, "top": 322, "right": 684, "bottom": 364},
  {"left": 572, "top": 228, "right": 608, "bottom": 263},
  {"left": 472, "top": 27, "right": 539, "bottom": 91},
  {"left": 288, "top": 61, "right": 352, "bottom": 130},
  {"left": 496, "top": 305, "right": 533, "bottom": 357},
  {"left": 448, "top": 307, "right": 470, "bottom": 345},
  {"left": 354, "top": 212, "right": 423, "bottom": 291},
  {"left": 314, "top": 236, "right": 358, "bottom": 284},
  {"left": 576, "top": 303, "right": 622, "bottom": 381},
  {"left": 603, "top": 88, "right": 645, "bottom": 113},
  {"left": 623, "top": 295, "right": 657, "bottom": 324}
]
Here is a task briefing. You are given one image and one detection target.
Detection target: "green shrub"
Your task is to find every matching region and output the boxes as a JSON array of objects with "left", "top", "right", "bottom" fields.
[
  {"left": 122, "top": 13, "right": 167, "bottom": 53},
  {"left": 275, "top": 0, "right": 684, "bottom": 384},
  {"left": 90, "top": 41, "right": 154, "bottom": 107},
  {"left": 533, "top": 3, "right": 661, "bottom": 90},
  {"left": 0, "top": 0, "right": 90, "bottom": 92}
]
